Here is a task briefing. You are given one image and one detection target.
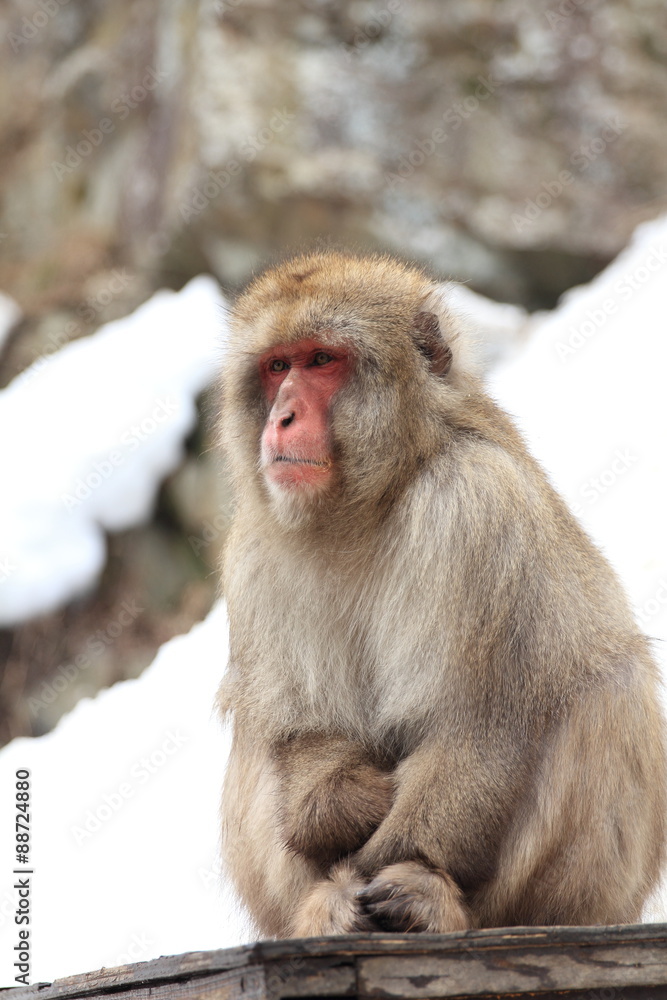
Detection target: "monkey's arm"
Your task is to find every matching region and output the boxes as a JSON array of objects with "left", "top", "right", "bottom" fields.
[
  {"left": 356, "top": 735, "right": 521, "bottom": 881},
  {"left": 351, "top": 734, "right": 526, "bottom": 930},
  {"left": 275, "top": 733, "right": 394, "bottom": 865}
]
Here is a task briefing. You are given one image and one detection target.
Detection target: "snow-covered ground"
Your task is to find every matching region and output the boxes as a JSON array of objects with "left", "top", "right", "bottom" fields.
[
  {"left": 0, "top": 601, "right": 241, "bottom": 987},
  {"left": 1, "top": 217, "right": 666, "bottom": 986},
  {"left": 0, "top": 276, "right": 225, "bottom": 627}
]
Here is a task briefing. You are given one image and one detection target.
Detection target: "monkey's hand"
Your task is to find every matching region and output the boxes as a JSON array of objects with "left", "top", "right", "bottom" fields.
[
  {"left": 358, "top": 861, "right": 470, "bottom": 932},
  {"left": 286, "top": 762, "right": 394, "bottom": 863},
  {"left": 291, "top": 861, "right": 376, "bottom": 936},
  {"left": 349, "top": 738, "right": 517, "bottom": 932},
  {"left": 275, "top": 733, "right": 394, "bottom": 865}
]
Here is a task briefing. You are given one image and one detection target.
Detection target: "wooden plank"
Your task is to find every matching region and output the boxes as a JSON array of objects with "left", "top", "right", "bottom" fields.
[
  {"left": 6, "top": 925, "right": 667, "bottom": 1000},
  {"left": 264, "top": 957, "right": 356, "bottom": 997},
  {"left": 255, "top": 923, "right": 667, "bottom": 961},
  {"left": 122, "top": 968, "right": 266, "bottom": 1000},
  {"left": 415, "top": 992, "right": 667, "bottom": 1000},
  {"left": 6, "top": 949, "right": 259, "bottom": 1000},
  {"left": 146, "top": 967, "right": 265, "bottom": 1000},
  {"left": 7, "top": 968, "right": 265, "bottom": 1000},
  {"left": 358, "top": 941, "right": 667, "bottom": 997}
]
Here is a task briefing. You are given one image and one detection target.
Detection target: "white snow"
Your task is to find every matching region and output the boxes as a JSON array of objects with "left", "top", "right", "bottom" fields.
[
  {"left": 0, "top": 602, "right": 243, "bottom": 987},
  {"left": 446, "top": 282, "right": 529, "bottom": 368},
  {"left": 489, "top": 216, "right": 667, "bottom": 658},
  {"left": 0, "top": 276, "right": 226, "bottom": 627},
  {"left": 1, "top": 217, "right": 667, "bottom": 986}
]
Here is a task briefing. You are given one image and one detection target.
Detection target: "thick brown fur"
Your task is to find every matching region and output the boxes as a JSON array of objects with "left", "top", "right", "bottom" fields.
[
  {"left": 275, "top": 733, "right": 394, "bottom": 864},
  {"left": 218, "top": 250, "right": 666, "bottom": 937}
]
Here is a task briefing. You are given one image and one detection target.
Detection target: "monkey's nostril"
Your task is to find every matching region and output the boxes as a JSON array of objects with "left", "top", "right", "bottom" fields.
[{"left": 281, "top": 412, "right": 295, "bottom": 428}]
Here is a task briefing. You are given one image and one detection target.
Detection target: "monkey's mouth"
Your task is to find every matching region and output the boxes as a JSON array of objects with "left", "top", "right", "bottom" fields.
[
  {"left": 274, "top": 455, "right": 331, "bottom": 468},
  {"left": 265, "top": 453, "right": 333, "bottom": 491}
]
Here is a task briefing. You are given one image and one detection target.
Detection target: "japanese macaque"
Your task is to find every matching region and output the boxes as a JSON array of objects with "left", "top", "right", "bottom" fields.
[{"left": 217, "top": 251, "right": 666, "bottom": 937}]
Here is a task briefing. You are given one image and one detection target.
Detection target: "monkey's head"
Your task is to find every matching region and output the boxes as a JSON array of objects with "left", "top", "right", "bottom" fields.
[{"left": 220, "top": 252, "right": 478, "bottom": 528}]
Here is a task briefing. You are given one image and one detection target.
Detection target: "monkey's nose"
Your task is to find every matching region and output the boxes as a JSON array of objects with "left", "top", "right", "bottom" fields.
[{"left": 281, "top": 412, "right": 295, "bottom": 428}]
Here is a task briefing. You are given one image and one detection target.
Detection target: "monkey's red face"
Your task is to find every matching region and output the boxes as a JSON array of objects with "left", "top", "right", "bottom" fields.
[{"left": 259, "top": 338, "right": 350, "bottom": 493}]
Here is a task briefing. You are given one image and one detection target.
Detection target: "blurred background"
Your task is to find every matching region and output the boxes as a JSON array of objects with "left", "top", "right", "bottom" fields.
[{"left": 1, "top": 0, "right": 667, "bottom": 742}]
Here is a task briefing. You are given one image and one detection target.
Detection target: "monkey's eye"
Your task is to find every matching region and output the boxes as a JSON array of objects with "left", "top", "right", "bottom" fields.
[
  {"left": 312, "top": 351, "right": 334, "bottom": 366},
  {"left": 269, "top": 359, "right": 289, "bottom": 373}
]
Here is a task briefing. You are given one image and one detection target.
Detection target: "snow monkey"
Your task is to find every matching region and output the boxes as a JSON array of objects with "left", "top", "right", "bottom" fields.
[{"left": 217, "top": 251, "right": 666, "bottom": 937}]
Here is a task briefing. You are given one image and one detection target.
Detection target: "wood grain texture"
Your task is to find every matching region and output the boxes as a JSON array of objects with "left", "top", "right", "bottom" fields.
[
  {"left": 6, "top": 951, "right": 259, "bottom": 1000},
  {"left": 358, "top": 943, "right": 667, "bottom": 997},
  {"left": 7, "top": 926, "right": 667, "bottom": 1000}
]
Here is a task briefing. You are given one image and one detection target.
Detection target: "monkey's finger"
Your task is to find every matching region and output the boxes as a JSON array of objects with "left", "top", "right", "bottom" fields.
[
  {"left": 357, "top": 877, "right": 424, "bottom": 932},
  {"left": 356, "top": 877, "right": 399, "bottom": 906},
  {"left": 346, "top": 907, "right": 383, "bottom": 933},
  {"left": 361, "top": 894, "right": 428, "bottom": 933},
  {"left": 357, "top": 862, "right": 470, "bottom": 933}
]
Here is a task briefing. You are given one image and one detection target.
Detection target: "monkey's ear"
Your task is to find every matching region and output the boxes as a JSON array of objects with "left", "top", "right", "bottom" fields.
[{"left": 412, "top": 311, "right": 453, "bottom": 377}]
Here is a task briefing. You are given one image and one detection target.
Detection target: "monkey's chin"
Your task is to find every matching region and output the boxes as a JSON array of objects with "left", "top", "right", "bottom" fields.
[
  {"left": 264, "top": 458, "right": 333, "bottom": 492},
  {"left": 262, "top": 464, "right": 332, "bottom": 529}
]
